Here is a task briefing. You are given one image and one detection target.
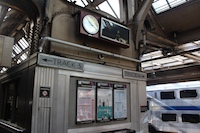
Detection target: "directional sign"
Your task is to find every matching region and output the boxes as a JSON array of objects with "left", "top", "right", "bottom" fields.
[
  {"left": 38, "top": 53, "right": 84, "bottom": 71},
  {"left": 123, "top": 69, "right": 146, "bottom": 80}
]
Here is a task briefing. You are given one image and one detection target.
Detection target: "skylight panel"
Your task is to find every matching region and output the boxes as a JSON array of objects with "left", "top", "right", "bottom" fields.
[
  {"left": 172, "top": 55, "right": 187, "bottom": 62},
  {"left": 191, "top": 51, "right": 200, "bottom": 57},
  {"left": 152, "top": 0, "right": 170, "bottom": 14},
  {"left": 168, "top": 0, "right": 187, "bottom": 8},
  {"left": 22, "top": 37, "right": 29, "bottom": 46},
  {"left": 98, "top": 1, "right": 116, "bottom": 18},
  {"left": 8, "top": 8, "right": 11, "bottom": 12},
  {"left": 194, "top": 40, "right": 200, "bottom": 44},
  {"left": 20, "top": 53, "right": 28, "bottom": 61},
  {"left": 152, "top": 0, "right": 188, "bottom": 14},
  {"left": 97, "top": 0, "right": 120, "bottom": 18},
  {"left": 0, "top": 67, "right": 7, "bottom": 73},
  {"left": 13, "top": 44, "right": 22, "bottom": 54},
  {"left": 18, "top": 41, "right": 26, "bottom": 50},
  {"left": 17, "top": 60, "right": 21, "bottom": 64},
  {"left": 107, "top": 0, "right": 120, "bottom": 18},
  {"left": 12, "top": 53, "right": 15, "bottom": 58},
  {"left": 66, "top": 0, "right": 120, "bottom": 18},
  {"left": 178, "top": 42, "right": 200, "bottom": 52},
  {"left": 141, "top": 54, "right": 194, "bottom": 71},
  {"left": 76, "top": 0, "right": 88, "bottom": 7},
  {"left": 141, "top": 50, "right": 163, "bottom": 61},
  {"left": 66, "top": 0, "right": 88, "bottom": 7},
  {"left": 18, "top": 41, "right": 27, "bottom": 50}
]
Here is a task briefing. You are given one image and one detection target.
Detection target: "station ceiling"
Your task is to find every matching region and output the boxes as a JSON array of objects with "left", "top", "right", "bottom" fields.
[{"left": 0, "top": 0, "right": 200, "bottom": 85}]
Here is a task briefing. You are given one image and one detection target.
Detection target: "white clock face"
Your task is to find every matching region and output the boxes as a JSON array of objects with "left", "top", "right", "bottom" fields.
[{"left": 82, "top": 15, "right": 99, "bottom": 34}]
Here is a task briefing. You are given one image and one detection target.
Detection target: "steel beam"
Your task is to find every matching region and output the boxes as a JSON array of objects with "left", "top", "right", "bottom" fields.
[{"left": 132, "top": 0, "right": 154, "bottom": 50}]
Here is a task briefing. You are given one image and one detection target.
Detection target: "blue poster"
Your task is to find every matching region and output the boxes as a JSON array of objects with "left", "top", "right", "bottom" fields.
[{"left": 97, "top": 106, "right": 112, "bottom": 120}]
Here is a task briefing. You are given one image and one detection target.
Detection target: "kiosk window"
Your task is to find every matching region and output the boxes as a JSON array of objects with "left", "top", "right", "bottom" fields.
[
  {"left": 180, "top": 90, "right": 197, "bottom": 98},
  {"left": 162, "top": 113, "right": 176, "bottom": 121},
  {"left": 3, "top": 80, "right": 19, "bottom": 123},
  {"left": 182, "top": 114, "right": 200, "bottom": 123},
  {"left": 160, "top": 91, "right": 175, "bottom": 99}
]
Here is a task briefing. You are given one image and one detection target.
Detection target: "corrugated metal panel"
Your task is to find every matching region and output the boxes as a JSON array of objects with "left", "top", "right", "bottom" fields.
[
  {"left": 32, "top": 67, "right": 55, "bottom": 133},
  {"left": 38, "top": 107, "right": 51, "bottom": 133}
]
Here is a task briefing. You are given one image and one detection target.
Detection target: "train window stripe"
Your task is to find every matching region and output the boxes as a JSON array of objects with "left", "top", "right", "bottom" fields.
[{"left": 162, "top": 106, "right": 200, "bottom": 110}]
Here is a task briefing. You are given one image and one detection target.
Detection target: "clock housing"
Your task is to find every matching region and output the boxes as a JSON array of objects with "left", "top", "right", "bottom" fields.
[
  {"left": 82, "top": 15, "right": 99, "bottom": 35},
  {"left": 79, "top": 11, "right": 100, "bottom": 38},
  {"left": 79, "top": 11, "right": 130, "bottom": 48}
]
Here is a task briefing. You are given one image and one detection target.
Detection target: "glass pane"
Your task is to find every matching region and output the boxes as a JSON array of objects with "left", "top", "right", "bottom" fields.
[
  {"left": 107, "top": 0, "right": 120, "bottom": 18},
  {"left": 182, "top": 114, "right": 200, "bottom": 123},
  {"left": 162, "top": 113, "right": 177, "bottom": 121},
  {"left": 152, "top": 0, "right": 188, "bottom": 14},
  {"left": 98, "top": 0, "right": 120, "bottom": 18},
  {"left": 152, "top": 0, "right": 170, "bottom": 13},
  {"left": 180, "top": 90, "right": 197, "bottom": 98},
  {"left": 160, "top": 91, "right": 175, "bottom": 99},
  {"left": 99, "top": 2, "right": 114, "bottom": 16},
  {"left": 168, "top": 0, "right": 187, "bottom": 8}
]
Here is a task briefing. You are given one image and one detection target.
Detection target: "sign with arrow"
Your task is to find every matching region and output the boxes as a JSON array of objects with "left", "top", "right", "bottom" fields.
[{"left": 38, "top": 53, "right": 84, "bottom": 71}]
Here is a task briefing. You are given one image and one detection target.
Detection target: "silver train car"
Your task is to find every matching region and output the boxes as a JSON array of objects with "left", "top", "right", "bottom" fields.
[{"left": 147, "top": 86, "right": 200, "bottom": 133}]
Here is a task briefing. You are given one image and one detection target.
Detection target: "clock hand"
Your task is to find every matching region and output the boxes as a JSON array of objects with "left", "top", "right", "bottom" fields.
[{"left": 87, "top": 17, "right": 98, "bottom": 30}]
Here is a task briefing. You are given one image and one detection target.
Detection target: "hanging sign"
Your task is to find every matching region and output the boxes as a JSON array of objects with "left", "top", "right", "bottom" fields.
[
  {"left": 97, "top": 82, "right": 113, "bottom": 122},
  {"left": 76, "top": 81, "right": 96, "bottom": 123},
  {"left": 113, "top": 84, "right": 127, "bottom": 120}
]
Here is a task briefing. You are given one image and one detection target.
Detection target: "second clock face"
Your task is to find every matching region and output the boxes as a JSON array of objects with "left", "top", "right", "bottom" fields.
[{"left": 82, "top": 15, "right": 99, "bottom": 35}]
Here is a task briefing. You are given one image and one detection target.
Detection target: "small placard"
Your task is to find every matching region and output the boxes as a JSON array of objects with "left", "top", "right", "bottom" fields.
[
  {"left": 123, "top": 69, "right": 146, "bottom": 80},
  {"left": 40, "top": 87, "right": 50, "bottom": 98},
  {"left": 141, "top": 106, "right": 148, "bottom": 112}
]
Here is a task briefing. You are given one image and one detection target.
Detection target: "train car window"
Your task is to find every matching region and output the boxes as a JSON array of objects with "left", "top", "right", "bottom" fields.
[
  {"left": 180, "top": 90, "right": 197, "bottom": 98},
  {"left": 182, "top": 114, "right": 200, "bottom": 123},
  {"left": 160, "top": 91, "right": 175, "bottom": 99},
  {"left": 162, "top": 113, "right": 176, "bottom": 121}
]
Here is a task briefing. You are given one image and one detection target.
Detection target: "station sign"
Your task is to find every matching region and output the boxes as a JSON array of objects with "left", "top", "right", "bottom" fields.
[
  {"left": 38, "top": 53, "right": 84, "bottom": 71},
  {"left": 123, "top": 69, "right": 146, "bottom": 80}
]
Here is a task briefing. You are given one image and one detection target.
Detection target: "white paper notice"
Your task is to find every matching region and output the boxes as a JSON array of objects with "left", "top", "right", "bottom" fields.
[
  {"left": 114, "top": 88, "right": 127, "bottom": 119},
  {"left": 77, "top": 81, "right": 95, "bottom": 122}
]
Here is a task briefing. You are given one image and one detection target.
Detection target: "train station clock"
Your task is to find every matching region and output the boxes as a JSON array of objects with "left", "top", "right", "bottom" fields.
[{"left": 82, "top": 15, "right": 99, "bottom": 35}]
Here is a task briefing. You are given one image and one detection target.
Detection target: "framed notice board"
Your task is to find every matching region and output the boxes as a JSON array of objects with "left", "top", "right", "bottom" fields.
[
  {"left": 113, "top": 84, "right": 127, "bottom": 120},
  {"left": 76, "top": 80, "right": 96, "bottom": 123},
  {"left": 97, "top": 82, "right": 113, "bottom": 122}
]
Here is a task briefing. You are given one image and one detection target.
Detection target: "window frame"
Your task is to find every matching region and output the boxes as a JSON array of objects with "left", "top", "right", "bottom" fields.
[
  {"left": 182, "top": 114, "right": 200, "bottom": 123},
  {"left": 160, "top": 91, "right": 176, "bottom": 99},
  {"left": 180, "top": 89, "right": 198, "bottom": 99},
  {"left": 162, "top": 113, "right": 177, "bottom": 122},
  {"left": 2, "top": 80, "right": 19, "bottom": 123}
]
